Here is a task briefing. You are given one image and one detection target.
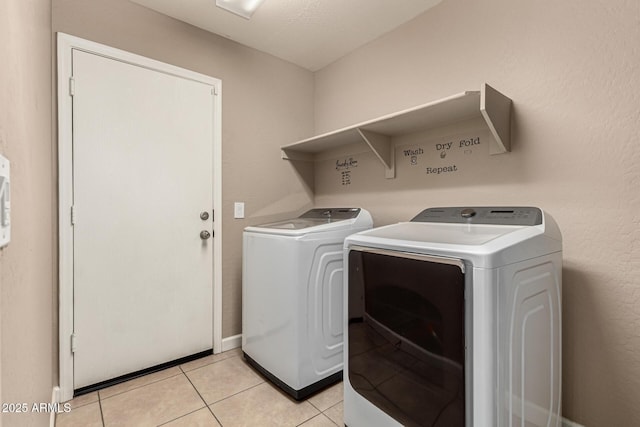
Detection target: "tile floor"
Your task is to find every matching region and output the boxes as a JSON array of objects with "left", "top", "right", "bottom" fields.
[{"left": 56, "top": 348, "right": 344, "bottom": 427}]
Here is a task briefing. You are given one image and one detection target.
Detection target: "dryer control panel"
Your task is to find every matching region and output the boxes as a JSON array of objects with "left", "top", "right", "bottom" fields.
[{"left": 411, "top": 206, "right": 543, "bottom": 226}]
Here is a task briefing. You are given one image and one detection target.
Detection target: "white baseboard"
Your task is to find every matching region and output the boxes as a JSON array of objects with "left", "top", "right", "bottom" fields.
[
  {"left": 50, "top": 386, "right": 60, "bottom": 427},
  {"left": 562, "top": 417, "right": 585, "bottom": 427},
  {"left": 221, "top": 334, "right": 242, "bottom": 352}
]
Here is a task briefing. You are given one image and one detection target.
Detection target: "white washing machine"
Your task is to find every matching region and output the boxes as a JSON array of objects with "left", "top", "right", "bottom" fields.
[
  {"left": 343, "top": 207, "right": 562, "bottom": 427},
  {"left": 242, "top": 207, "right": 373, "bottom": 399}
]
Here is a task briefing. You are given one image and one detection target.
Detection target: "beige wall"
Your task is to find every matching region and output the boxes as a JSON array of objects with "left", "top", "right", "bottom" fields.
[
  {"left": 0, "top": 0, "right": 55, "bottom": 426},
  {"left": 52, "top": 0, "right": 315, "bottom": 339},
  {"left": 5, "top": 1, "right": 638, "bottom": 425},
  {"left": 313, "top": 0, "right": 640, "bottom": 425}
]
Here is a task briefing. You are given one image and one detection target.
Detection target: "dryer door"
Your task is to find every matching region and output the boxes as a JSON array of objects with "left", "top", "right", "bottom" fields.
[{"left": 347, "top": 248, "right": 466, "bottom": 427}]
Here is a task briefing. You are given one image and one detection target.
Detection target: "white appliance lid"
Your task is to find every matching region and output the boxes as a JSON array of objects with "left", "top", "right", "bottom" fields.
[
  {"left": 346, "top": 207, "right": 561, "bottom": 268},
  {"left": 245, "top": 208, "right": 371, "bottom": 235},
  {"left": 357, "top": 221, "right": 526, "bottom": 246},
  {"left": 256, "top": 218, "right": 334, "bottom": 230}
]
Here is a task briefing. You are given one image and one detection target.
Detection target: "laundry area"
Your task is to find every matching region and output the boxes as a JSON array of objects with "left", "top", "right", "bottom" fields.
[{"left": 1, "top": 0, "right": 640, "bottom": 426}]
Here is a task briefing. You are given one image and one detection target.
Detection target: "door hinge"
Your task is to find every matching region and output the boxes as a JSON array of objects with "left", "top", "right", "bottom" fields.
[
  {"left": 70, "top": 334, "right": 77, "bottom": 353},
  {"left": 69, "top": 77, "right": 75, "bottom": 96},
  {"left": 212, "top": 85, "right": 218, "bottom": 96},
  {"left": 70, "top": 205, "right": 76, "bottom": 225}
]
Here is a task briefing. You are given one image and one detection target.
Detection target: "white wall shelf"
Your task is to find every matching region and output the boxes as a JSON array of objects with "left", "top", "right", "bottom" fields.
[{"left": 281, "top": 83, "right": 511, "bottom": 179}]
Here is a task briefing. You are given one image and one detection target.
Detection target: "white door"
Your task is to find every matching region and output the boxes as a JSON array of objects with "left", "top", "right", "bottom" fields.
[{"left": 72, "top": 49, "right": 215, "bottom": 389}]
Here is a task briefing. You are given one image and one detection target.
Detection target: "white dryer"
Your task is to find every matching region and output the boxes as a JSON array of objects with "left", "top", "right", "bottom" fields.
[
  {"left": 242, "top": 208, "right": 373, "bottom": 399},
  {"left": 344, "top": 207, "right": 562, "bottom": 427}
]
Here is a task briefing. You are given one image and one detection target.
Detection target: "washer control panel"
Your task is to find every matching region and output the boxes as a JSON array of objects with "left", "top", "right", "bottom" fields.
[
  {"left": 300, "top": 208, "right": 361, "bottom": 221},
  {"left": 411, "top": 207, "right": 543, "bottom": 226}
]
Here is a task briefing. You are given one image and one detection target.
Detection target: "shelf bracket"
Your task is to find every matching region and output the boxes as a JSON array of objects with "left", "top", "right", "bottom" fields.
[
  {"left": 357, "top": 128, "right": 395, "bottom": 179},
  {"left": 281, "top": 149, "right": 313, "bottom": 162},
  {"left": 480, "top": 83, "right": 512, "bottom": 154}
]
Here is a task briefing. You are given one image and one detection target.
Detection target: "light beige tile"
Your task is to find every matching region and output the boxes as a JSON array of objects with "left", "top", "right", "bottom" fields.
[
  {"left": 323, "top": 401, "right": 343, "bottom": 426},
  {"left": 180, "top": 348, "right": 242, "bottom": 372},
  {"left": 161, "top": 408, "right": 220, "bottom": 426},
  {"left": 65, "top": 391, "right": 99, "bottom": 409},
  {"left": 299, "top": 413, "right": 338, "bottom": 427},
  {"left": 55, "top": 401, "right": 103, "bottom": 427},
  {"left": 186, "top": 355, "right": 263, "bottom": 404},
  {"left": 307, "top": 381, "right": 343, "bottom": 412},
  {"left": 98, "top": 366, "right": 182, "bottom": 399},
  {"left": 211, "top": 382, "right": 319, "bottom": 427},
  {"left": 101, "top": 374, "right": 204, "bottom": 426}
]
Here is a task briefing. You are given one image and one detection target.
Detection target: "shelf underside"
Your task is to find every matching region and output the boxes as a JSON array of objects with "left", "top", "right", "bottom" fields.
[{"left": 281, "top": 84, "right": 511, "bottom": 179}]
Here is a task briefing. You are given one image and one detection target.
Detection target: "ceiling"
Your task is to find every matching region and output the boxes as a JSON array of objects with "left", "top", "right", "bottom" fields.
[{"left": 130, "top": 0, "right": 442, "bottom": 71}]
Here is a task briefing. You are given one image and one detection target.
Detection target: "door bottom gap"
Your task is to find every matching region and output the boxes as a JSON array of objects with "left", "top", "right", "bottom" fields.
[{"left": 73, "top": 349, "right": 213, "bottom": 397}]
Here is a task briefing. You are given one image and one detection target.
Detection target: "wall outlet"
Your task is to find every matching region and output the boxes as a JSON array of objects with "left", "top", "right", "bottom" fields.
[{"left": 234, "top": 202, "right": 245, "bottom": 219}]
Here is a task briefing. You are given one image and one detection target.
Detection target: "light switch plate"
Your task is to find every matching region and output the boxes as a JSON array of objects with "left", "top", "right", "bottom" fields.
[
  {"left": 234, "top": 202, "right": 245, "bottom": 219},
  {"left": 0, "top": 154, "right": 10, "bottom": 248}
]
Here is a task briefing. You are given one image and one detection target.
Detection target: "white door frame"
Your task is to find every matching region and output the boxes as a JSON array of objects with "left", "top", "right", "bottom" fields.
[{"left": 57, "top": 32, "right": 223, "bottom": 402}]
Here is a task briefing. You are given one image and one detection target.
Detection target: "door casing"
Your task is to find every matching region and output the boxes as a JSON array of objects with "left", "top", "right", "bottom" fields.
[{"left": 57, "top": 32, "right": 223, "bottom": 402}]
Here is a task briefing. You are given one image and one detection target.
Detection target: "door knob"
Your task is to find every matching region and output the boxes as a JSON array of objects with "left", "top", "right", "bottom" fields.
[
  {"left": 200, "top": 211, "right": 210, "bottom": 220},
  {"left": 200, "top": 230, "right": 211, "bottom": 240}
]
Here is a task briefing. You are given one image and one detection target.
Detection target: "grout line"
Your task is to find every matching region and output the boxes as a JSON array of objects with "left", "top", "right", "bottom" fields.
[
  {"left": 155, "top": 406, "right": 208, "bottom": 427},
  {"left": 209, "top": 409, "right": 224, "bottom": 427},
  {"left": 180, "top": 355, "right": 233, "bottom": 374},
  {"left": 208, "top": 405, "right": 224, "bottom": 427},
  {"left": 327, "top": 418, "right": 339, "bottom": 426},
  {"left": 305, "top": 383, "right": 343, "bottom": 413},
  {"left": 182, "top": 370, "right": 210, "bottom": 408},
  {"left": 181, "top": 354, "right": 264, "bottom": 396},
  {"left": 181, "top": 349, "right": 242, "bottom": 373},
  {"left": 295, "top": 413, "right": 332, "bottom": 427},
  {"left": 99, "top": 370, "right": 183, "bottom": 401},
  {"left": 324, "top": 414, "right": 340, "bottom": 427},
  {"left": 97, "top": 392, "right": 106, "bottom": 427},
  {"left": 65, "top": 394, "right": 100, "bottom": 411},
  {"left": 181, "top": 371, "right": 224, "bottom": 426},
  {"left": 307, "top": 399, "right": 323, "bottom": 412},
  {"left": 322, "top": 401, "right": 342, "bottom": 426},
  {"left": 207, "top": 381, "right": 265, "bottom": 406}
]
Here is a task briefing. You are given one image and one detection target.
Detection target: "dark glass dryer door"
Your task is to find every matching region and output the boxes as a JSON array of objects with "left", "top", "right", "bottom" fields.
[{"left": 348, "top": 248, "right": 466, "bottom": 427}]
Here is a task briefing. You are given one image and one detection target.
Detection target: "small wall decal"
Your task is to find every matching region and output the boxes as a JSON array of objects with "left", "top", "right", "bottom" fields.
[
  {"left": 419, "top": 135, "right": 481, "bottom": 176},
  {"left": 336, "top": 157, "right": 358, "bottom": 171},
  {"left": 459, "top": 137, "right": 480, "bottom": 148},
  {"left": 403, "top": 147, "right": 424, "bottom": 166},
  {"left": 435, "top": 142, "right": 453, "bottom": 151},
  {"left": 426, "top": 164, "right": 459, "bottom": 175},
  {"left": 336, "top": 156, "right": 357, "bottom": 186},
  {"left": 341, "top": 170, "right": 352, "bottom": 186}
]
